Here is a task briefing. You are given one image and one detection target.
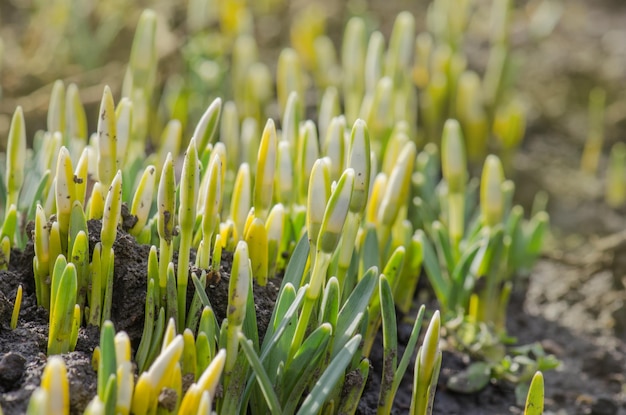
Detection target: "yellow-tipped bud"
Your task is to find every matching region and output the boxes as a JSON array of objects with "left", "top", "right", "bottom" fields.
[
  {"left": 524, "top": 371, "right": 545, "bottom": 415},
  {"left": 229, "top": 241, "right": 250, "bottom": 329},
  {"left": 220, "top": 101, "right": 239, "bottom": 171},
  {"left": 384, "top": 11, "right": 416, "bottom": 86},
  {"left": 158, "top": 119, "right": 183, "bottom": 169},
  {"left": 130, "top": 166, "right": 157, "bottom": 235},
  {"left": 480, "top": 155, "right": 505, "bottom": 227},
  {"left": 147, "top": 335, "right": 184, "bottom": 393},
  {"left": 97, "top": 86, "right": 118, "bottom": 186},
  {"left": 74, "top": 148, "right": 89, "bottom": 206},
  {"left": 41, "top": 356, "right": 69, "bottom": 415},
  {"left": 194, "top": 98, "right": 222, "bottom": 153},
  {"left": 277, "top": 48, "right": 303, "bottom": 115},
  {"left": 55, "top": 146, "right": 76, "bottom": 240},
  {"left": 240, "top": 118, "right": 260, "bottom": 171},
  {"left": 318, "top": 168, "right": 355, "bottom": 255},
  {"left": 162, "top": 317, "right": 178, "bottom": 351},
  {"left": 88, "top": 182, "right": 106, "bottom": 220},
  {"left": 456, "top": 71, "right": 488, "bottom": 160},
  {"left": 245, "top": 217, "right": 269, "bottom": 285},
  {"left": 116, "top": 361, "right": 133, "bottom": 415},
  {"left": 34, "top": 204, "right": 50, "bottom": 276},
  {"left": 226, "top": 241, "right": 250, "bottom": 372},
  {"left": 307, "top": 158, "right": 331, "bottom": 246},
  {"left": 281, "top": 92, "right": 301, "bottom": 149},
  {"left": 254, "top": 119, "right": 278, "bottom": 220},
  {"left": 48, "top": 80, "right": 66, "bottom": 135},
  {"left": 115, "top": 98, "right": 133, "bottom": 168},
  {"left": 101, "top": 171, "right": 123, "bottom": 250},
  {"left": 158, "top": 153, "right": 176, "bottom": 244},
  {"left": 366, "top": 173, "right": 387, "bottom": 226},
  {"left": 318, "top": 87, "right": 340, "bottom": 145},
  {"left": 378, "top": 142, "right": 416, "bottom": 227},
  {"left": 365, "top": 31, "right": 384, "bottom": 94},
  {"left": 131, "top": 373, "right": 152, "bottom": 415},
  {"left": 114, "top": 331, "right": 131, "bottom": 365},
  {"left": 342, "top": 17, "right": 366, "bottom": 122},
  {"left": 179, "top": 138, "right": 200, "bottom": 231},
  {"left": 297, "top": 120, "right": 320, "bottom": 202},
  {"left": 420, "top": 310, "right": 440, "bottom": 380},
  {"left": 347, "top": 119, "right": 371, "bottom": 214},
  {"left": 11, "top": 284, "right": 22, "bottom": 330},
  {"left": 276, "top": 141, "right": 294, "bottom": 206},
  {"left": 323, "top": 116, "right": 347, "bottom": 182},
  {"left": 411, "top": 310, "right": 441, "bottom": 415},
  {"left": 441, "top": 119, "right": 467, "bottom": 194},
  {"left": 65, "top": 83, "right": 87, "bottom": 143},
  {"left": 493, "top": 98, "right": 526, "bottom": 150},
  {"left": 231, "top": 163, "right": 252, "bottom": 241},
  {"left": 413, "top": 32, "right": 433, "bottom": 88},
  {"left": 128, "top": 9, "right": 157, "bottom": 89},
  {"left": 5, "top": 106, "right": 26, "bottom": 209},
  {"left": 201, "top": 155, "right": 222, "bottom": 239}
]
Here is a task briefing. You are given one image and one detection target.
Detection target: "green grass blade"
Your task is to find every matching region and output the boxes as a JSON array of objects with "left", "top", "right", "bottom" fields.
[
  {"left": 238, "top": 332, "right": 283, "bottom": 415},
  {"left": 332, "top": 266, "right": 377, "bottom": 357},
  {"left": 241, "top": 286, "right": 306, "bottom": 408},
  {"left": 337, "top": 358, "right": 370, "bottom": 415},
  {"left": 392, "top": 305, "right": 425, "bottom": 399},
  {"left": 378, "top": 275, "right": 397, "bottom": 414},
  {"left": 280, "top": 232, "right": 310, "bottom": 291},
  {"left": 524, "top": 371, "right": 544, "bottom": 415},
  {"left": 296, "top": 335, "right": 361, "bottom": 415},
  {"left": 416, "top": 230, "right": 448, "bottom": 309},
  {"left": 320, "top": 277, "right": 340, "bottom": 329},
  {"left": 282, "top": 324, "right": 332, "bottom": 410},
  {"left": 360, "top": 226, "right": 380, "bottom": 276}
]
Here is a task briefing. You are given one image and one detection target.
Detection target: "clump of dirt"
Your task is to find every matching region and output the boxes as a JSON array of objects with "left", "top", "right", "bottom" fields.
[
  {"left": 0, "top": 266, "right": 97, "bottom": 415},
  {"left": 0, "top": 220, "right": 280, "bottom": 413},
  {"left": 194, "top": 250, "right": 281, "bottom": 342}
]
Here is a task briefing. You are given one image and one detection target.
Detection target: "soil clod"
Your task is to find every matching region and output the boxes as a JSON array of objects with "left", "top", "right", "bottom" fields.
[{"left": 0, "top": 353, "right": 26, "bottom": 391}]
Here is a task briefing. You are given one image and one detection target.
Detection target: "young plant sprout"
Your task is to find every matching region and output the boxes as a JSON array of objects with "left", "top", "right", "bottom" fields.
[{"left": 11, "top": 284, "right": 22, "bottom": 330}]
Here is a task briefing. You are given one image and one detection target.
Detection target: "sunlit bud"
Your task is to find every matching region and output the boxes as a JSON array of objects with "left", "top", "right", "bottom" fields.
[
  {"left": 115, "top": 98, "right": 133, "bottom": 168},
  {"left": 480, "top": 155, "right": 505, "bottom": 227},
  {"left": 318, "top": 87, "right": 340, "bottom": 143},
  {"left": 5, "top": 106, "right": 26, "bottom": 209},
  {"left": 378, "top": 142, "right": 416, "bottom": 227},
  {"left": 441, "top": 119, "right": 467, "bottom": 194},
  {"left": 254, "top": 119, "right": 278, "bottom": 220},
  {"left": 347, "top": 119, "right": 371, "bottom": 214},
  {"left": 231, "top": 163, "right": 252, "bottom": 241},
  {"left": 307, "top": 159, "right": 331, "bottom": 246},
  {"left": 97, "top": 86, "right": 117, "bottom": 186},
  {"left": 365, "top": 31, "right": 385, "bottom": 94},
  {"left": 277, "top": 48, "right": 303, "bottom": 115},
  {"left": 318, "top": 168, "right": 355, "bottom": 254},
  {"left": 323, "top": 116, "right": 347, "bottom": 182},
  {"left": 48, "top": 80, "right": 66, "bottom": 135},
  {"left": 130, "top": 165, "right": 157, "bottom": 234},
  {"left": 194, "top": 98, "right": 222, "bottom": 152}
]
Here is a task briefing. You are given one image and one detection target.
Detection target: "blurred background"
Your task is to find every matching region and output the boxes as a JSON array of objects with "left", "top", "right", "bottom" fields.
[{"left": 0, "top": 0, "right": 625, "bottom": 154}]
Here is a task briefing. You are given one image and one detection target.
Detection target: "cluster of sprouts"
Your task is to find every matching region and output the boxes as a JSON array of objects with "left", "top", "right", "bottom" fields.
[{"left": 0, "top": 0, "right": 554, "bottom": 414}]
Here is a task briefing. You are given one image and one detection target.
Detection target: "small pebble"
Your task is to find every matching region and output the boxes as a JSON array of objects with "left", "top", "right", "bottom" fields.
[
  {"left": 158, "top": 387, "right": 178, "bottom": 412},
  {"left": 590, "top": 397, "right": 618, "bottom": 415},
  {"left": 0, "top": 352, "right": 26, "bottom": 390}
]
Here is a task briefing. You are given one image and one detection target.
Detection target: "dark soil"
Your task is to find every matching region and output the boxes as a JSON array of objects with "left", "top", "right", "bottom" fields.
[{"left": 0, "top": 221, "right": 279, "bottom": 414}]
